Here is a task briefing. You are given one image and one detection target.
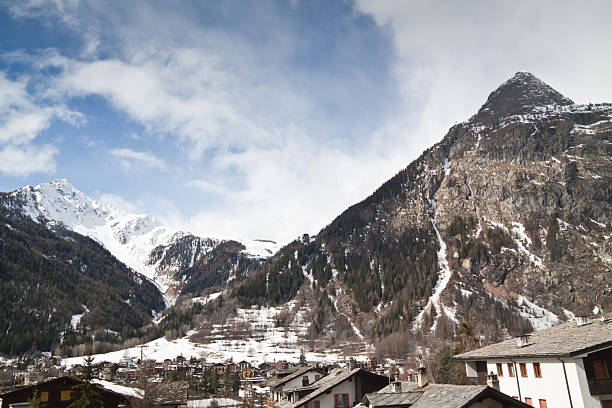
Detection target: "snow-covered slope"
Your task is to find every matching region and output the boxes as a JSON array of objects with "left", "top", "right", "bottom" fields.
[{"left": 7, "top": 179, "right": 279, "bottom": 303}]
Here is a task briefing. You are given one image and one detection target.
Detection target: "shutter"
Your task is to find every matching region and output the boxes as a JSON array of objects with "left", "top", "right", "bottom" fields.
[
  {"left": 344, "top": 393, "right": 349, "bottom": 408},
  {"left": 315, "top": 401, "right": 320, "bottom": 408},
  {"left": 334, "top": 394, "right": 339, "bottom": 408}
]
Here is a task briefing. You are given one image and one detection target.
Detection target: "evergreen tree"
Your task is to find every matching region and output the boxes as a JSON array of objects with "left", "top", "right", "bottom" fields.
[
  {"left": 223, "top": 370, "right": 231, "bottom": 395},
  {"left": 68, "top": 355, "right": 102, "bottom": 408},
  {"left": 206, "top": 370, "right": 218, "bottom": 394},
  {"left": 28, "top": 388, "right": 45, "bottom": 408},
  {"left": 232, "top": 371, "right": 241, "bottom": 394}
]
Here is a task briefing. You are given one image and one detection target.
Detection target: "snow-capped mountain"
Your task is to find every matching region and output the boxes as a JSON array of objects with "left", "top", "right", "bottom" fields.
[{"left": 6, "top": 179, "right": 280, "bottom": 302}]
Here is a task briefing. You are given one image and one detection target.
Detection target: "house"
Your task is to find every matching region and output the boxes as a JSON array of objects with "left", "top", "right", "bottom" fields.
[
  {"left": 275, "top": 362, "right": 291, "bottom": 371},
  {"left": 0, "top": 376, "right": 136, "bottom": 408},
  {"left": 243, "top": 368, "right": 256, "bottom": 379},
  {"left": 269, "top": 366, "right": 326, "bottom": 403},
  {"left": 362, "top": 378, "right": 530, "bottom": 408},
  {"left": 283, "top": 367, "right": 389, "bottom": 408},
  {"left": 238, "top": 361, "right": 252, "bottom": 371},
  {"left": 455, "top": 317, "right": 612, "bottom": 408}
]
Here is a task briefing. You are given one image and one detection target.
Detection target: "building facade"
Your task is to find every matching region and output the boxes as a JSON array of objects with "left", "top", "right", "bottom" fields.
[{"left": 456, "top": 318, "right": 612, "bottom": 408}]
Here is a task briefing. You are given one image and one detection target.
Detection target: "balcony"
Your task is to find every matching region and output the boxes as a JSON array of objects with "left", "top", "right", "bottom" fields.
[{"left": 588, "top": 378, "right": 612, "bottom": 395}]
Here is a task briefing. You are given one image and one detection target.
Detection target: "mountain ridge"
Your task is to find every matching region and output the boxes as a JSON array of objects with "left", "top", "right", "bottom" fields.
[{"left": 5, "top": 178, "right": 280, "bottom": 302}]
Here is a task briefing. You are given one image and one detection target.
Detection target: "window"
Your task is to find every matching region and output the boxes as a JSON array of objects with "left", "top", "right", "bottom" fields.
[
  {"left": 593, "top": 360, "right": 609, "bottom": 379},
  {"left": 315, "top": 374, "right": 321, "bottom": 381},
  {"left": 525, "top": 398, "right": 533, "bottom": 406},
  {"left": 61, "top": 390, "right": 72, "bottom": 401},
  {"left": 334, "top": 393, "right": 350, "bottom": 408},
  {"left": 533, "top": 363, "right": 542, "bottom": 378},
  {"left": 507, "top": 363, "right": 515, "bottom": 377},
  {"left": 538, "top": 399, "right": 547, "bottom": 408},
  {"left": 40, "top": 392, "right": 49, "bottom": 402},
  {"left": 496, "top": 363, "right": 503, "bottom": 377},
  {"left": 520, "top": 363, "right": 528, "bottom": 377},
  {"left": 302, "top": 376, "right": 310, "bottom": 386}
]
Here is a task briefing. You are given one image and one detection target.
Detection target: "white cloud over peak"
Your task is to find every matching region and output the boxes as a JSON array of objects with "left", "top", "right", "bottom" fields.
[
  {"left": 109, "top": 148, "right": 167, "bottom": 172},
  {"left": 354, "top": 0, "right": 612, "bottom": 147},
  {"left": 0, "top": 144, "right": 58, "bottom": 177}
]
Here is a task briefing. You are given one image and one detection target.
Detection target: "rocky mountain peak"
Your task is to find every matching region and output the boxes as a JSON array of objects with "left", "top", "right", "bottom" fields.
[{"left": 475, "top": 71, "right": 574, "bottom": 122}]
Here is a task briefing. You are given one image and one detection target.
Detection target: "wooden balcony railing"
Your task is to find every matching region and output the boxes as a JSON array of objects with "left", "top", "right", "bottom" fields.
[{"left": 588, "top": 378, "right": 612, "bottom": 395}]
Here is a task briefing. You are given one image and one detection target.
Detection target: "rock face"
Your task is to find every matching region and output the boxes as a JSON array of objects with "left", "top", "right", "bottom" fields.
[
  {"left": 476, "top": 71, "right": 574, "bottom": 123},
  {"left": 227, "top": 72, "right": 611, "bottom": 350}
]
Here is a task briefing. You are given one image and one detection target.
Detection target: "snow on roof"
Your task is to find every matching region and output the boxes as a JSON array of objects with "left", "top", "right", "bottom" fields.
[{"left": 92, "top": 379, "right": 144, "bottom": 399}]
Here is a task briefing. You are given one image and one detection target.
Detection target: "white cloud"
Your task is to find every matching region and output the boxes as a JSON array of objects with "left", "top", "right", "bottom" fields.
[
  {"left": 109, "top": 148, "right": 167, "bottom": 172},
  {"left": 0, "top": 72, "right": 81, "bottom": 177},
  {"left": 44, "top": 50, "right": 276, "bottom": 160},
  {"left": 0, "top": 144, "right": 58, "bottom": 176},
  {"left": 180, "top": 129, "right": 403, "bottom": 242},
  {"left": 96, "top": 192, "right": 139, "bottom": 213}
]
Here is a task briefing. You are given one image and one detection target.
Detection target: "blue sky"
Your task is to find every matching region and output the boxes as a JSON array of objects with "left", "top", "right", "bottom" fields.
[{"left": 1, "top": 1, "right": 611, "bottom": 243}]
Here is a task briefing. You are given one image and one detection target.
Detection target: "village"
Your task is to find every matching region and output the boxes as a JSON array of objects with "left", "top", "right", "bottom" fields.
[{"left": 0, "top": 316, "right": 610, "bottom": 408}]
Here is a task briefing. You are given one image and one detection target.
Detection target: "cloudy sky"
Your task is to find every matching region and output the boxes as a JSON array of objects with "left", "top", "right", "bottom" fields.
[{"left": 1, "top": 0, "right": 611, "bottom": 244}]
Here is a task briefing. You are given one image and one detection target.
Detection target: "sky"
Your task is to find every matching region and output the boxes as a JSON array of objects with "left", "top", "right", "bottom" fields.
[{"left": 0, "top": 0, "right": 611, "bottom": 244}]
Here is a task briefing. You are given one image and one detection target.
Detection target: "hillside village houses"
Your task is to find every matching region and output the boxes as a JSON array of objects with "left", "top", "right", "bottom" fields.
[
  {"left": 0, "top": 353, "right": 523, "bottom": 408},
  {"left": 7, "top": 316, "right": 612, "bottom": 408},
  {"left": 455, "top": 317, "right": 612, "bottom": 408}
]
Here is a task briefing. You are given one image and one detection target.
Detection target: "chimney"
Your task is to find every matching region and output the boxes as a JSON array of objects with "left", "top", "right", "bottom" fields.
[
  {"left": 416, "top": 365, "right": 428, "bottom": 388},
  {"left": 576, "top": 316, "right": 588, "bottom": 326},
  {"left": 391, "top": 381, "right": 402, "bottom": 393},
  {"left": 486, "top": 372, "right": 500, "bottom": 391},
  {"left": 516, "top": 335, "right": 530, "bottom": 348}
]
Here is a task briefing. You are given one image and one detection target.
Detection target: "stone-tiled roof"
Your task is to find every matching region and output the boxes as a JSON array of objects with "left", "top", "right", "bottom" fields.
[
  {"left": 376, "top": 382, "right": 420, "bottom": 393},
  {"left": 455, "top": 318, "right": 612, "bottom": 360},
  {"left": 365, "top": 384, "right": 530, "bottom": 408},
  {"left": 365, "top": 392, "right": 423, "bottom": 407},
  {"left": 268, "top": 366, "right": 318, "bottom": 389},
  {"left": 410, "top": 385, "right": 489, "bottom": 408},
  {"left": 148, "top": 380, "right": 188, "bottom": 405}
]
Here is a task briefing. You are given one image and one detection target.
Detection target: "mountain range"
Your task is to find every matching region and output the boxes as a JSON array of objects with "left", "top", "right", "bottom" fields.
[{"left": 1, "top": 72, "right": 610, "bottom": 358}]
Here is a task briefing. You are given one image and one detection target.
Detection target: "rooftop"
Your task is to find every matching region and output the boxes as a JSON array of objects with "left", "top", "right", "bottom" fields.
[
  {"left": 455, "top": 318, "right": 612, "bottom": 360},
  {"left": 268, "top": 366, "right": 318, "bottom": 388},
  {"left": 365, "top": 384, "right": 530, "bottom": 408},
  {"left": 287, "top": 368, "right": 388, "bottom": 408}
]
